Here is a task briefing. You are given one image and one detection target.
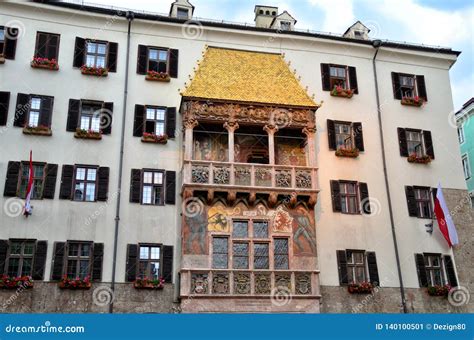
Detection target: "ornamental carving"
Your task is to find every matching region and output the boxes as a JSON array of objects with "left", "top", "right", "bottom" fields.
[
  {"left": 191, "top": 273, "right": 209, "bottom": 294},
  {"left": 275, "top": 273, "right": 292, "bottom": 292},
  {"left": 213, "top": 166, "right": 230, "bottom": 185},
  {"left": 295, "top": 170, "right": 312, "bottom": 189},
  {"left": 295, "top": 273, "right": 312, "bottom": 295},
  {"left": 254, "top": 273, "right": 271, "bottom": 294},
  {"left": 192, "top": 165, "right": 209, "bottom": 184},
  {"left": 233, "top": 272, "right": 251, "bottom": 294},
  {"left": 182, "top": 101, "right": 316, "bottom": 128},
  {"left": 275, "top": 170, "right": 291, "bottom": 188},
  {"left": 212, "top": 272, "right": 229, "bottom": 294}
]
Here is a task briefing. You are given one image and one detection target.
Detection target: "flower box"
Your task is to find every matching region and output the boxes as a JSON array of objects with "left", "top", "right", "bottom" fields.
[
  {"left": 348, "top": 282, "right": 374, "bottom": 294},
  {"left": 0, "top": 55, "right": 5, "bottom": 64},
  {"left": 145, "top": 71, "right": 170, "bottom": 82},
  {"left": 23, "top": 125, "right": 52, "bottom": 136},
  {"left": 407, "top": 154, "right": 431, "bottom": 164},
  {"left": 401, "top": 96, "right": 424, "bottom": 107},
  {"left": 427, "top": 284, "right": 451, "bottom": 297},
  {"left": 74, "top": 128, "right": 102, "bottom": 140},
  {"left": 141, "top": 133, "right": 168, "bottom": 144},
  {"left": 80, "top": 65, "right": 108, "bottom": 77},
  {"left": 133, "top": 278, "right": 165, "bottom": 290},
  {"left": 58, "top": 276, "right": 91, "bottom": 290},
  {"left": 31, "top": 57, "right": 59, "bottom": 70},
  {"left": 335, "top": 147, "right": 359, "bottom": 158},
  {"left": 331, "top": 86, "right": 353, "bottom": 98},
  {"left": 0, "top": 275, "right": 33, "bottom": 289}
]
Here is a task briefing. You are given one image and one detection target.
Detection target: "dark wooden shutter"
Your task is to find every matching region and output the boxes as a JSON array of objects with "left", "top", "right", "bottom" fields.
[
  {"left": 59, "top": 165, "right": 74, "bottom": 199},
  {"left": 391, "top": 72, "right": 402, "bottom": 100},
  {"left": 416, "top": 75, "right": 427, "bottom": 102},
  {"left": 39, "top": 96, "right": 54, "bottom": 127},
  {"left": 0, "top": 240, "right": 8, "bottom": 274},
  {"left": 327, "top": 119, "right": 336, "bottom": 150},
  {"left": 330, "top": 180, "right": 341, "bottom": 212},
  {"left": 73, "top": 37, "right": 85, "bottom": 67},
  {"left": 4, "top": 27, "right": 18, "bottom": 59},
  {"left": 14, "top": 93, "right": 29, "bottom": 127},
  {"left": 97, "top": 167, "right": 110, "bottom": 201},
  {"left": 43, "top": 163, "right": 58, "bottom": 199},
  {"left": 336, "top": 250, "right": 348, "bottom": 285},
  {"left": 107, "top": 42, "right": 118, "bottom": 72},
  {"left": 130, "top": 169, "right": 142, "bottom": 203},
  {"left": 3, "top": 161, "right": 20, "bottom": 197},
  {"left": 126, "top": 244, "right": 138, "bottom": 282},
  {"left": 415, "top": 254, "right": 428, "bottom": 287},
  {"left": 133, "top": 105, "right": 145, "bottom": 137},
  {"left": 162, "top": 245, "right": 173, "bottom": 283},
  {"left": 137, "top": 45, "right": 148, "bottom": 74},
  {"left": 66, "top": 99, "right": 80, "bottom": 132},
  {"left": 348, "top": 66, "right": 358, "bottom": 94},
  {"left": 101, "top": 102, "right": 113, "bottom": 135},
  {"left": 169, "top": 49, "right": 179, "bottom": 78},
  {"left": 165, "top": 171, "right": 176, "bottom": 205},
  {"left": 32, "top": 241, "right": 47, "bottom": 280},
  {"left": 353, "top": 122, "right": 364, "bottom": 151},
  {"left": 51, "top": 242, "right": 66, "bottom": 280},
  {"left": 92, "top": 243, "right": 104, "bottom": 281},
  {"left": 166, "top": 107, "right": 176, "bottom": 138},
  {"left": 320, "top": 63, "right": 330, "bottom": 91},
  {"left": 0, "top": 91, "right": 10, "bottom": 126},
  {"left": 423, "top": 130, "right": 435, "bottom": 159},
  {"left": 359, "top": 182, "right": 370, "bottom": 214},
  {"left": 397, "top": 128, "right": 408, "bottom": 157},
  {"left": 443, "top": 255, "right": 458, "bottom": 287},
  {"left": 46, "top": 34, "right": 60, "bottom": 60},
  {"left": 405, "top": 186, "right": 418, "bottom": 217},
  {"left": 366, "top": 252, "right": 379, "bottom": 285}
]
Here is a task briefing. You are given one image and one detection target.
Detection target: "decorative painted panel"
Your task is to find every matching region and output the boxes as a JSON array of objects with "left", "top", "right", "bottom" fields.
[
  {"left": 193, "top": 133, "right": 228, "bottom": 162},
  {"left": 212, "top": 272, "right": 229, "bottom": 294},
  {"left": 191, "top": 273, "right": 209, "bottom": 294},
  {"left": 295, "top": 273, "right": 312, "bottom": 295},
  {"left": 254, "top": 273, "right": 271, "bottom": 294},
  {"left": 291, "top": 206, "right": 316, "bottom": 256},
  {"left": 233, "top": 272, "right": 251, "bottom": 294}
]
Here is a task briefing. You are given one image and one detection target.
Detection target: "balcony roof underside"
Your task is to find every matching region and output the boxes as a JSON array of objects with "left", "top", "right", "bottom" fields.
[{"left": 181, "top": 47, "right": 319, "bottom": 109}]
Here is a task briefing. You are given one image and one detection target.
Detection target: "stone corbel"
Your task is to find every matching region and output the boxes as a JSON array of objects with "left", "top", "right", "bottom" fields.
[
  {"left": 263, "top": 124, "right": 279, "bottom": 136},
  {"left": 183, "top": 188, "right": 194, "bottom": 201},
  {"left": 183, "top": 117, "right": 199, "bottom": 130},
  {"left": 289, "top": 192, "right": 298, "bottom": 208},
  {"left": 248, "top": 192, "right": 257, "bottom": 206},
  {"left": 268, "top": 192, "right": 278, "bottom": 208},
  {"left": 308, "top": 193, "right": 318, "bottom": 208},
  {"left": 223, "top": 120, "right": 239, "bottom": 132},
  {"left": 227, "top": 190, "right": 237, "bottom": 205},
  {"left": 207, "top": 189, "right": 215, "bottom": 204}
]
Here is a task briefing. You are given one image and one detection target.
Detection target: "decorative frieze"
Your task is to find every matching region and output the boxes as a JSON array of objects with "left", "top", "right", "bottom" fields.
[
  {"left": 254, "top": 273, "right": 271, "bottom": 294},
  {"left": 295, "top": 273, "right": 312, "bottom": 295},
  {"left": 212, "top": 272, "right": 230, "bottom": 294},
  {"left": 233, "top": 273, "right": 251, "bottom": 294},
  {"left": 191, "top": 273, "right": 209, "bottom": 294}
]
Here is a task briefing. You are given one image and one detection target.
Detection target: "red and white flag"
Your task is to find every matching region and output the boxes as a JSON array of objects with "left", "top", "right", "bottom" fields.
[
  {"left": 23, "top": 150, "right": 33, "bottom": 217},
  {"left": 433, "top": 183, "right": 459, "bottom": 247}
]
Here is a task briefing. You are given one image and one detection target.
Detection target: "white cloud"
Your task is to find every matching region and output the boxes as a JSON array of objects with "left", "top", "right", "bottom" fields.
[{"left": 308, "top": 0, "right": 355, "bottom": 33}]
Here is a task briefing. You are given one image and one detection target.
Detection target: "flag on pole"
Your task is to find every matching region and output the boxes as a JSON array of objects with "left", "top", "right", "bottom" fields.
[
  {"left": 433, "top": 183, "right": 459, "bottom": 247},
  {"left": 23, "top": 150, "right": 33, "bottom": 217}
]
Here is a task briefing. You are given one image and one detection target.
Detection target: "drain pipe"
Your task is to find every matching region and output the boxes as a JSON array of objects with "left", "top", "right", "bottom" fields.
[
  {"left": 371, "top": 40, "right": 408, "bottom": 313},
  {"left": 109, "top": 10, "right": 134, "bottom": 314}
]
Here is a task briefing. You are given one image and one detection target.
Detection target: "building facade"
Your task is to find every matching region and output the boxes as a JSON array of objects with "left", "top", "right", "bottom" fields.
[
  {"left": 456, "top": 98, "right": 474, "bottom": 207},
  {"left": 0, "top": 1, "right": 472, "bottom": 313}
]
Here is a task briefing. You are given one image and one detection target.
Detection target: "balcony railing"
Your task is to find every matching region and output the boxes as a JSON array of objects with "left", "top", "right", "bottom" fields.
[
  {"left": 180, "top": 269, "right": 320, "bottom": 297},
  {"left": 183, "top": 160, "right": 318, "bottom": 191}
]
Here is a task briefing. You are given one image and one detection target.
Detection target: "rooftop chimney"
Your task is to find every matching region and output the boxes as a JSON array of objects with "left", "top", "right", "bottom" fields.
[{"left": 254, "top": 5, "right": 278, "bottom": 28}]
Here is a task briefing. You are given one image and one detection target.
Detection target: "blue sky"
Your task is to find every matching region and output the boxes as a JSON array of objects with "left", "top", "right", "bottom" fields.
[{"left": 93, "top": 0, "right": 473, "bottom": 109}]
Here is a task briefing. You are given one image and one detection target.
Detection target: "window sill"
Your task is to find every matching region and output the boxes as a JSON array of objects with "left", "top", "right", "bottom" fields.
[
  {"left": 133, "top": 282, "right": 165, "bottom": 290},
  {"left": 145, "top": 74, "right": 171, "bottom": 82},
  {"left": 401, "top": 97, "right": 424, "bottom": 107},
  {"left": 0, "top": 277, "right": 34, "bottom": 289},
  {"left": 427, "top": 285, "right": 450, "bottom": 297},
  {"left": 31, "top": 60, "right": 59, "bottom": 71},
  {"left": 407, "top": 155, "right": 431, "bottom": 164},
  {"left": 0, "top": 55, "right": 6, "bottom": 64},
  {"left": 330, "top": 89, "right": 354, "bottom": 98},
  {"left": 80, "top": 66, "right": 108, "bottom": 77},
  {"left": 347, "top": 282, "right": 374, "bottom": 294},
  {"left": 335, "top": 148, "right": 359, "bottom": 158},
  {"left": 23, "top": 126, "right": 52, "bottom": 136},
  {"left": 141, "top": 134, "right": 168, "bottom": 144},
  {"left": 58, "top": 282, "right": 92, "bottom": 290},
  {"left": 74, "top": 129, "right": 102, "bottom": 140}
]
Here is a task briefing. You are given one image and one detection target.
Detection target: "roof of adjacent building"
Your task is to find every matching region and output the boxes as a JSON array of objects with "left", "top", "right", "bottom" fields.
[
  {"left": 455, "top": 97, "right": 474, "bottom": 117},
  {"left": 182, "top": 47, "right": 318, "bottom": 108}
]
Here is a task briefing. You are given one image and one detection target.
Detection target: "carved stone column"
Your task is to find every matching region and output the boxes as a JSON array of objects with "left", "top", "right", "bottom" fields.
[
  {"left": 263, "top": 124, "right": 279, "bottom": 165},
  {"left": 224, "top": 121, "right": 239, "bottom": 163},
  {"left": 303, "top": 125, "right": 317, "bottom": 167},
  {"left": 184, "top": 118, "right": 198, "bottom": 161}
]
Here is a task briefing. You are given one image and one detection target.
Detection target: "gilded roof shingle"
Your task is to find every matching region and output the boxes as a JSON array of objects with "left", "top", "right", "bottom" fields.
[{"left": 182, "top": 47, "right": 318, "bottom": 108}]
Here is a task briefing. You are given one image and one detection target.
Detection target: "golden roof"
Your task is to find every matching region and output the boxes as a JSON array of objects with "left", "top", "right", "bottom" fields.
[{"left": 182, "top": 47, "right": 318, "bottom": 108}]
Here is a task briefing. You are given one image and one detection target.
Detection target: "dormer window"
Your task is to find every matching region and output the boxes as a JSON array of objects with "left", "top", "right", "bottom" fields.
[
  {"left": 177, "top": 8, "right": 189, "bottom": 19},
  {"left": 280, "top": 21, "right": 291, "bottom": 31},
  {"left": 354, "top": 30, "right": 363, "bottom": 38}
]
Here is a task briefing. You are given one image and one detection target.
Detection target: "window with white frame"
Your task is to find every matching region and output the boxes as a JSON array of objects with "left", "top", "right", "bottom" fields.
[
  {"left": 145, "top": 107, "right": 166, "bottom": 136},
  {"left": 85, "top": 41, "right": 107, "bottom": 68},
  {"left": 28, "top": 97, "right": 41, "bottom": 127},
  {"left": 74, "top": 167, "right": 97, "bottom": 202},
  {"left": 66, "top": 242, "right": 92, "bottom": 279},
  {"left": 176, "top": 8, "right": 189, "bottom": 19},
  {"left": 339, "top": 182, "right": 359, "bottom": 214},
  {"left": 148, "top": 48, "right": 168, "bottom": 73},
  {"left": 457, "top": 125, "right": 465, "bottom": 144},
  {"left": 329, "top": 66, "right": 347, "bottom": 89},
  {"left": 280, "top": 21, "right": 291, "bottom": 31},
  {"left": 6, "top": 241, "right": 35, "bottom": 277},
  {"left": 346, "top": 250, "right": 367, "bottom": 284},
  {"left": 335, "top": 122, "right": 353, "bottom": 150},
  {"left": 399, "top": 74, "right": 416, "bottom": 97},
  {"left": 138, "top": 245, "right": 161, "bottom": 279},
  {"left": 19, "top": 163, "right": 45, "bottom": 199},
  {"left": 0, "top": 27, "right": 4, "bottom": 54},
  {"left": 462, "top": 154, "right": 471, "bottom": 179},
  {"left": 414, "top": 187, "right": 432, "bottom": 218},
  {"left": 406, "top": 130, "right": 424, "bottom": 157},
  {"left": 142, "top": 170, "right": 164, "bottom": 205},
  {"left": 424, "top": 254, "right": 443, "bottom": 286},
  {"left": 80, "top": 103, "right": 101, "bottom": 132}
]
